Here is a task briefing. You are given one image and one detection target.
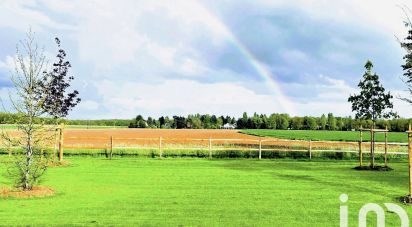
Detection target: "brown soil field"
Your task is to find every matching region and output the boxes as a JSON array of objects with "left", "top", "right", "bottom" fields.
[
  {"left": 2, "top": 129, "right": 406, "bottom": 152},
  {"left": 61, "top": 129, "right": 404, "bottom": 152},
  {"left": 63, "top": 129, "right": 260, "bottom": 149}
]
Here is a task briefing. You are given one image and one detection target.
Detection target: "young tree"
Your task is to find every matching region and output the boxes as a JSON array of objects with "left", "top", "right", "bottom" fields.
[
  {"left": 400, "top": 9, "right": 412, "bottom": 103},
  {"left": 348, "top": 61, "right": 397, "bottom": 122},
  {"left": 39, "top": 37, "right": 80, "bottom": 162},
  {"left": 1, "top": 30, "right": 51, "bottom": 190},
  {"left": 40, "top": 38, "right": 80, "bottom": 119},
  {"left": 348, "top": 60, "right": 397, "bottom": 167}
]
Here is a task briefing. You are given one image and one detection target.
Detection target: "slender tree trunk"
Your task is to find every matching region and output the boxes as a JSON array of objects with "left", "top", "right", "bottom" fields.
[{"left": 23, "top": 116, "right": 34, "bottom": 190}]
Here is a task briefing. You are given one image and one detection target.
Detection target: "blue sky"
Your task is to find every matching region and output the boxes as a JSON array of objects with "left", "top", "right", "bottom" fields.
[{"left": 0, "top": 0, "right": 411, "bottom": 119}]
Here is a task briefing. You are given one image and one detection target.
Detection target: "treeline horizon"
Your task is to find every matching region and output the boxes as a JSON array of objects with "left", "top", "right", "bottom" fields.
[
  {"left": 128, "top": 113, "right": 411, "bottom": 132},
  {"left": 1, "top": 112, "right": 411, "bottom": 132}
]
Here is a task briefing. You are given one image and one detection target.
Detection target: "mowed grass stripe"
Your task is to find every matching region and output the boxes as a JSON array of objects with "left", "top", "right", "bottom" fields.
[
  {"left": 0, "top": 157, "right": 410, "bottom": 226},
  {"left": 241, "top": 129, "right": 408, "bottom": 143}
]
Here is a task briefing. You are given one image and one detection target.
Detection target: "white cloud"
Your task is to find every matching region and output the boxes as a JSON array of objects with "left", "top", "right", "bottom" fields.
[
  {"left": 0, "top": 56, "right": 15, "bottom": 72},
  {"left": 1, "top": 0, "right": 412, "bottom": 119},
  {"left": 0, "top": 0, "right": 73, "bottom": 31},
  {"left": 92, "top": 79, "right": 280, "bottom": 118},
  {"left": 179, "top": 58, "right": 208, "bottom": 75},
  {"left": 77, "top": 100, "right": 99, "bottom": 111},
  {"left": 256, "top": 0, "right": 412, "bottom": 38}
]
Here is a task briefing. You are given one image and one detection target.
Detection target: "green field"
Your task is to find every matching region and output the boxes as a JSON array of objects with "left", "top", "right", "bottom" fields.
[
  {"left": 242, "top": 129, "right": 408, "bottom": 143},
  {"left": 0, "top": 156, "right": 410, "bottom": 226}
]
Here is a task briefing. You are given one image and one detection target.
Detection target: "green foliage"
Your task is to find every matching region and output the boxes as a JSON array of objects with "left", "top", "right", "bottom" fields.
[
  {"left": 327, "top": 113, "right": 336, "bottom": 130},
  {"left": 348, "top": 60, "right": 397, "bottom": 122},
  {"left": 319, "top": 114, "right": 327, "bottom": 130}
]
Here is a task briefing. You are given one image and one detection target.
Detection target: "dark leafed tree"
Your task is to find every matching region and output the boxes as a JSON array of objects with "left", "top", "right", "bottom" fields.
[
  {"left": 399, "top": 8, "right": 412, "bottom": 103},
  {"left": 39, "top": 38, "right": 80, "bottom": 162},
  {"left": 40, "top": 38, "right": 80, "bottom": 119},
  {"left": 348, "top": 60, "right": 397, "bottom": 167}
]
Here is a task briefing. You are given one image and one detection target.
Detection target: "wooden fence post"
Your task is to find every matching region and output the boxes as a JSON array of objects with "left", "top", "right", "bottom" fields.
[
  {"left": 259, "top": 139, "right": 262, "bottom": 160},
  {"left": 384, "top": 126, "right": 388, "bottom": 167},
  {"left": 359, "top": 126, "right": 363, "bottom": 166},
  {"left": 209, "top": 138, "right": 212, "bottom": 159},
  {"left": 408, "top": 124, "right": 412, "bottom": 197},
  {"left": 159, "top": 136, "right": 163, "bottom": 158},
  {"left": 309, "top": 140, "right": 312, "bottom": 160},
  {"left": 58, "top": 123, "right": 64, "bottom": 162},
  {"left": 110, "top": 136, "right": 113, "bottom": 159},
  {"left": 8, "top": 147, "right": 11, "bottom": 157}
]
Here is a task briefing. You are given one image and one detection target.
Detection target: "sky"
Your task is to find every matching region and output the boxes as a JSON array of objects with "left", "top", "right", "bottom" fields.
[{"left": 0, "top": 0, "right": 411, "bottom": 119}]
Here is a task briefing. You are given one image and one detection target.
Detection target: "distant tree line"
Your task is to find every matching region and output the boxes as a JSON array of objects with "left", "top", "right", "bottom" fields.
[
  {"left": 0, "top": 112, "right": 130, "bottom": 127},
  {"left": 1, "top": 111, "right": 410, "bottom": 132},
  {"left": 129, "top": 112, "right": 411, "bottom": 132}
]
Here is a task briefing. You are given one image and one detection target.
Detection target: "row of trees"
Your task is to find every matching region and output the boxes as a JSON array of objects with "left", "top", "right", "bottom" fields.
[
  {"left": 129, "top": 112, "right": 411, "bottom": 132},
  {"left": 0, "top": 112, "right": 130, "bottom": 127},
  {"left": 2, "top": 111, "right": 410, "bottom": 132}
]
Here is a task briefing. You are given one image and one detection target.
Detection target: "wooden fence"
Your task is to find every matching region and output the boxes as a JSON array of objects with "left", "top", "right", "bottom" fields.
[{"left": 57, "top": 136, "right": 409, "bottom": 159}]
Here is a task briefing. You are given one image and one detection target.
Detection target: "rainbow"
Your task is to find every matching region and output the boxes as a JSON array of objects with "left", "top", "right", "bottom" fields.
[{"left": 194, "top": 2, "right": 297, "bottom": 116}]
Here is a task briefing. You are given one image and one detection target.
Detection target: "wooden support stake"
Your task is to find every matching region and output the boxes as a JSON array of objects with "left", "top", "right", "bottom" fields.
[
  {"left": 309, "top": 140, "right": 312, "bottom": 159},
  {"left": 58, "top": 123, "right": 64, "bottom": 162},
  {"left": 159, "top": 136, "right": 163, "bottom": 158},
  {"left": 384, "top": 126, "right": 388, "bottom": 167},
  {"left": 110, "top": 136, "right": 113, "bottom": 159},
  {"left": 259, "top": 139, "right": 262, "bottom": 160},
  {"left": 359, "top": 126, "right": 363, "bottom": 166},
  {"left": 408, "top": 124, "right": 412, "bottom": 196},
  {"left": 209, "top": 138, "right": 212, "bottom": 159}
]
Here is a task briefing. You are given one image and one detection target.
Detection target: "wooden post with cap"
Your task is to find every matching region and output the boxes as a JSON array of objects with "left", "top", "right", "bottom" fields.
[
  {"left": 110, "top": 136, "right": 113, "bottom": 159},
  {"left": 309, "top": 140, "right": 312, "bottom": 159},
  {"left": 258, "top": 139, "right": 262, "bottom": 160},
  {"left": 384, "top": 125, "right": 388, "bottom": 167},
  {"left": 208, "top": 137, "right": 212, "bottom": 159},
  {"left": 58, "top": 123, "right": 65, "bottom": 162},
  {"left": 408, "top": 124, "right": 412, "bottom": 197},
  {"left": 159, "top": 136, "right": 163, "bottom": 158},
  {"left": 359, "top": 126, "right": 363, "bottom": 166}
]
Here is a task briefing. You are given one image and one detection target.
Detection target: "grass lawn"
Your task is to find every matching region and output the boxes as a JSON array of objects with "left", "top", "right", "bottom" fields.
[
  {"left": 242, "top": 129, "right": 408, "bottom": 143},
  {"left": 0, "top": 157, "right": 410, "bottom": 226}
]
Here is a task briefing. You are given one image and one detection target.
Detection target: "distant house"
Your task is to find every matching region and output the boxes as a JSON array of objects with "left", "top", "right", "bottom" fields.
[{"left": 221, "top": 123, "right": 236, "bottom": 129}]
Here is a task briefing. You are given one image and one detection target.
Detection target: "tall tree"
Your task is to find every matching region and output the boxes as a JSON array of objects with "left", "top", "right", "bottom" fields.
[{"left": 348, "top": 60, "right": 397, "bottom": 167}]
